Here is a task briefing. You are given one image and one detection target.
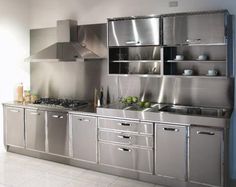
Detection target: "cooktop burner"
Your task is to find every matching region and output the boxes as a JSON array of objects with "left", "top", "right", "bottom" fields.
[{"left": 34, "top": 98, "right": 88, "bottom": 109}]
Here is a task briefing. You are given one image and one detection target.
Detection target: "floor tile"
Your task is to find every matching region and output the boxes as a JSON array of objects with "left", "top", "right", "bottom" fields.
[
  {"left": 0, "top": 150, "right": 165, "bottom": 187},
  {"left": 110, "top": 177, "right": 156, "bottom": 187}
]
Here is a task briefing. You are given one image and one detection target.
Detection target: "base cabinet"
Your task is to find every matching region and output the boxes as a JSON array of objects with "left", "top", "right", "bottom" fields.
[
  {"left": 47, "top": 112, "right": 69, "bottom": 156},
  {"left": 5, "top": 107, "right": 25, "bottom": 148},
  {"left": 189, "top": 126, "right": 224, "bottom": 187},
  {"left": 25, "top": 109, "right": 45, "bottom": 152},
  {"left": 71, "top": 114, "right": 97, "bottom": 163},
  {"left": 155, "top": 123, "right": 187, "bottom": 180}
]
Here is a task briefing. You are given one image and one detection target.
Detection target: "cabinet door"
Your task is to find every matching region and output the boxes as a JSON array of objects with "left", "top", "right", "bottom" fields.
[
  {"left": 155, "top": 124, "right": 187, "bottom": 180},
  {"left": 163, "top": 12, "right": 226, "bottom": 45},
  {"left": 47, "top": 112, "right": 69, "bottom": 156},
  {"left": 72, "top": 115, "right": 97, "bottom": 163},
  {"left": 189, "top": 127, "right": 223, "bottom": 187},
  {"left": 25, "top": 109, "right": 45, "bottom": 152},
  {"left": 5, "top": 107, "right": 24, "bottom": 148},
  {"left": 108, "top": 17, "right": 160, "bottom": 46}
]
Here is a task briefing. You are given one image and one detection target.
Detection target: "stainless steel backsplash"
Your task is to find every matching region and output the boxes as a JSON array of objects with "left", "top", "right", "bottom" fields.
[{"left": 30, "top": 25, "right": 234, "bottom": 108}]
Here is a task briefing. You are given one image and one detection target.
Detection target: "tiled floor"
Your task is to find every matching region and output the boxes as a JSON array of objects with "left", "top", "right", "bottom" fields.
[{"left": 0, "top": 148, "right": 164, "bottom": 187}]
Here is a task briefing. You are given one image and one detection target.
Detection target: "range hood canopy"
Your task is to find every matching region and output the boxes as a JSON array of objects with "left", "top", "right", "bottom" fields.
[{"left": 29, "top": 20, "right": 104, "bottom": 62}]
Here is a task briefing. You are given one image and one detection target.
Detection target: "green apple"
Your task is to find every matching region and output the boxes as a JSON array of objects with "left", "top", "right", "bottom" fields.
[
  {"left": 138, "top": 101, "right": 145, "bottom": 107},
  {"left": 132, "top": 96, "right": 138, "bottom": 103},
  {"left": 144, "top": 101, "right": 151, "bottom": 108}
]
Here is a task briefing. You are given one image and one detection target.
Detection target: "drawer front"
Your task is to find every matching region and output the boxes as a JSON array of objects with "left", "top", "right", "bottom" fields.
[
  {"left": 98, "top": 118, "right": 153, "bottom": 135},
  {"left": 99, "top": 142, "right": 153, "bottom": 174},
  {"left": 99, "top": 130, "right": 153, "bottom": 148}
]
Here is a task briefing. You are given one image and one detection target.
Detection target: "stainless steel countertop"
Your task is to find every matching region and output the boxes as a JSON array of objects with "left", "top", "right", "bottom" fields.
[
  {"left": 3, "top": 102, "right": 232, "bottom": 128},
  {"left": 2, "top": 102, "right": 97, "bottom": 115}
]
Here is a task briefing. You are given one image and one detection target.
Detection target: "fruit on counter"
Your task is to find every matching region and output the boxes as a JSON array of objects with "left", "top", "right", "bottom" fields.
[
  {"left": 137, "top": 101, "right": 145, "bottom": 107},
  {"left": 121, "top": 97, "right": 127, "bottom": 103},
  {"left": 144, "top": 101, "right": 151, "bottom": 108},
  {"left": 132, "top": 96, "right": 138, "bottom": 103}
]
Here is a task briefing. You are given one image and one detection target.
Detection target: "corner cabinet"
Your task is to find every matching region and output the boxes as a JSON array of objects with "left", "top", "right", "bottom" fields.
[{"left": 4, "top": 107, "right": 25, "bottom": 148}]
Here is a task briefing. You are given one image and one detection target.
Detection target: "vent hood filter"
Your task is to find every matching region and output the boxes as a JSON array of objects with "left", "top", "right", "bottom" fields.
[{"left": 28, "top": 20, "right": 105, "bottom": 62}]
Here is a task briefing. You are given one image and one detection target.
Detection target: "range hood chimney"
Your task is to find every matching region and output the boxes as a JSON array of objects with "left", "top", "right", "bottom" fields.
[{"left": 29, "top": 20, "right": 104, "bottom": 62}]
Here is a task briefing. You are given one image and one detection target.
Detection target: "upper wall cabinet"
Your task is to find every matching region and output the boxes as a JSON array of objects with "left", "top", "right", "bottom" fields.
[
  {"left": 108, "top": 17, "right": 160, "bottom": 47},
  {"left": 163, "top": 11, "right": 228, "bottom": 46}
]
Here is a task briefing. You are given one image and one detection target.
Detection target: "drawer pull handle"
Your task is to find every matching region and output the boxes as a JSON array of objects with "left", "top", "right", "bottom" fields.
[
  {"left": 186, "top": 38, "right": 201, "bottom": 43},
  {"left": 78, "top": 118, "right": 90, "bottom": 122},
  {"left": 10, "top": 110, "right": 19, "bottom": 113},
  {"left": 197, "top": 131, "right": 215, "bottom": 136},
  {"left": 118, "top": 135, "right": 132, "bottom": 139},
  {"left": 163, "top": 127, "right": 179, "bottom": 132},
  {"left": 125, "top": 40, "right": 140, "bottom": 45},
  {"left": 52, "top": 115, "right": 64, "bottom": 119},
  {"left": 118, "top": 123, "right": 132, "bottom": 127},
  {"left": 118, "top": 147, "right": 132, "bottom": 152},
  {"left": 30, "top": 112, "right": 40, "bottom": 115}
]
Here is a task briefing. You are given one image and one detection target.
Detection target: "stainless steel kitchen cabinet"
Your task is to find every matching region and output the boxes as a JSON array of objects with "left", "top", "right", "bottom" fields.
[
  {"left": 99, "top": 142, "right": 153, "bottom": 174},
  {"left": 163, "top": 12, "right": 227, "bottom": 45},
  {"left": 189, "top": 126, "right": 223, "bottom": 187},
  {"left": 108, "top": 17, "right": 160, "bottom": 46},
  {"left": 155, "top": 124, "right": 187, "bottom": 181},
  {"left": 4, "top": 107, "right": 25, "bottom": 148},
  {"left": 25, "top": 109, "right": 45, "bottom": 152},
  {"left": 71, "top": 114, "right": 97, "bottom": 163},
  {"left": 47, "top": 111, "right": 69, "bottom": 156}
]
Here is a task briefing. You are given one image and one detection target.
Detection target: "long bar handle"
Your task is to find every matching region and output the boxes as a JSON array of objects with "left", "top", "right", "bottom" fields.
[
  {"left": 118, "top": 147, "right": 132, "bottom": 152},
  {"left": 125, "top": 40, "right": 140, "bottom": 45},
  {"left": 163, "top": 127, "right": 179, "bottom": 132},
  {"left": 118, "top": 135, "right": 132, "bottom": 139},
  {"left": 52, "top": 115, "right": 64, "bottom": 119},
  {"left": 10, "top": 109, "right": 19, "bottom": 113},
  {"left": 118, "top": 123, "right": 132, "bottom": 127},
  {"left": 186, "top": 38, "right": 201, "bottom": 43},
  {"left": 197, "top": 131, "right": 215, "bottom": 136}
]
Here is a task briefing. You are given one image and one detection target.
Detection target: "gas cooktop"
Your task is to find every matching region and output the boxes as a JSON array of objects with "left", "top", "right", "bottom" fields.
[{"left": 33, "top": 98, "right": 88, "bottom": 110}]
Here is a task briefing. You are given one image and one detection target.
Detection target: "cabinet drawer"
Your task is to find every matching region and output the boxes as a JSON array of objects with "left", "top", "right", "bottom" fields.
[
  {"left": 99, "top": 130, "right": 153, "bottom": 148},
  {"left": 99, "top": 142, "right": 153, "bottom": 174},
  {"left": 98, "top": 118, "right": 153, "bottom": 135}
]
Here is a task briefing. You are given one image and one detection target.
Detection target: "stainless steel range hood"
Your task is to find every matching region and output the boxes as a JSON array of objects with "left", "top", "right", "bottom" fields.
[{"left": 29, "top": 20, "right": 105, "bottom": 62}]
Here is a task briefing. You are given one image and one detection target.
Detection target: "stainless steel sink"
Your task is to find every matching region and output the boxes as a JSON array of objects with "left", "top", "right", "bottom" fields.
[{"left": 158, "top": 105, "right": 229, "bottom": 118}]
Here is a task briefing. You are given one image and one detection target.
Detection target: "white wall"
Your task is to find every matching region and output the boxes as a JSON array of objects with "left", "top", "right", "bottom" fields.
[{"left": 0, "top": 0, "right": 30, "bottom": 148}]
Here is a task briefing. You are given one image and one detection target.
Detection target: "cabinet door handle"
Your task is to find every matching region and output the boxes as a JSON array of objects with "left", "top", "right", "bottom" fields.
[
  {"left": 52, "top": 115, "right": 64, "bottom": 119},
  {"left": 30, "top": 112, "right": 40, "bottom": 115},
  {"left": 197, "top": 131, "right": 215, "bottom": 136},
  {"left": 125, "top": 40, "right": 140, "bottom": 45},
  {"left": 163, "top": 127, "right": 179, "bottom": 132},
  {"left": 118, "top": 147, "right": 132, "bottom": 152},
  {"left": 10, "top": 109, "right": 19, "bottom": 113},
  {"left": 118, "top": 123, "right": 132, "bottom": 127},
  {"left": 186, "top": 38, "right": 201, "bottom": 43},
  {"left": 118, "top": 135, "right": 132, "bottom": 139},
  {"left": 78, "top": 118, "right": 90, "bottom": 122}
]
